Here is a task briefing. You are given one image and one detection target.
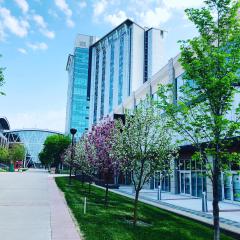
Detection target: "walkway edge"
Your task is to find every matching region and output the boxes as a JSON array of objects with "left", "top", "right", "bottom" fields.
[{"left": 48, "top": 176, "right": 83, "bottom": 240}]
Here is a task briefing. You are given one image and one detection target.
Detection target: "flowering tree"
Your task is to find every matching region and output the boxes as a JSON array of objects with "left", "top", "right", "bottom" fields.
[
  {"left": 87, "top": 118, "right": 118, "bottom": 206},
  {"left": 75, "top": 136, "right": 95, "bottom": 192},
  {"left": 113, "top": 98, "right": 177, "bottom": 226}
]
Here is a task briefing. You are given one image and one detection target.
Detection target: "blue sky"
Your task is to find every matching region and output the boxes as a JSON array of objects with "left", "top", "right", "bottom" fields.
[{"left": 0, "top": 0, "right": 204, "bottom": 132}]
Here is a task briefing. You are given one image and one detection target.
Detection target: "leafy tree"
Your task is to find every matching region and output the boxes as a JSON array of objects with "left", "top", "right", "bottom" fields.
[
  {"left": 39, "top": 135, "right": 71, "bottom": 171},
  {"left": 39, "top": 150, "right": 51, "bottom": 169},
  {"left": 0, "top": 147, "right": 9, "bottom": 163},
  {"left": 63, "top": 136, "right": 95, "bottom": 192},
  {"left": 157, "top": 1, "right": 240, "bottom": 239},
  {"left": 113, "top": 99, "right": 177, "bottom": 226},
  {"left": 86, "top": 118, "right": 118, "bottom": 206},
  {"left": 0, "top": 54, "right": 5, "bottom": 96},
  {"left": 9, "top": 144, "right": 25, "bottom": 163}
]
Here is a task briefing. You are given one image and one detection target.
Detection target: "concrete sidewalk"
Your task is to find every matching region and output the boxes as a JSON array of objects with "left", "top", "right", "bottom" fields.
[
  {"left": 0, "top": 169, "right": 81, "bottom": 240},
  {"left": 112, "top": 186, "right": 240, "bottom": 235}
]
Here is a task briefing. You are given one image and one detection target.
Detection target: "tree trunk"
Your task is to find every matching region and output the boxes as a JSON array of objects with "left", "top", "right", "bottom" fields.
[
  {"left": 133, "top": 189, "right": 140, "bottom": 227},
  {"left": 104, "top": 182, "right": 109, "bottom": 207},
  {"left": 82, "top": 173, "right": 85, "bottom": 187},
  {"left": 212, "top": 170, "right": 220, "bottom": 240},
  {"left": 88, "top": 181, "right": 91, "bottom": 194},
  {"left": 69, "top": 165, "right": 72, "bottom": 185}
]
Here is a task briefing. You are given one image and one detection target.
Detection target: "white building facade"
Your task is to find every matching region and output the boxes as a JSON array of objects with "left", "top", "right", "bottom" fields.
[{"left": 89, "top": 19, "right": 165, "bottom": 126}]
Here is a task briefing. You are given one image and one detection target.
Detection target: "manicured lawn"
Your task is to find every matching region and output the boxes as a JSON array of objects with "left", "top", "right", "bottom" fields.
[{"left": 55, "top": 177, "right": 234, "bottom": 240}]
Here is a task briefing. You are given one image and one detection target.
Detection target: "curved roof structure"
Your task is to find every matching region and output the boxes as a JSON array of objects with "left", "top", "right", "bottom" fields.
[
  {"left": 4, "top": 128, "right": 64, "bottom": 135},
  {"left": 4, "top": 129, "right": 65, "bottom": 164},
  {"left": 0, "top": 117, "right": 10, "bottom": 130}
]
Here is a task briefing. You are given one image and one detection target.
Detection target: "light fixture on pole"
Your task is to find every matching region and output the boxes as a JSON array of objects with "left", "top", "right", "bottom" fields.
[{"left": 69, "top": 128, "right": 77, "bottom": 185}]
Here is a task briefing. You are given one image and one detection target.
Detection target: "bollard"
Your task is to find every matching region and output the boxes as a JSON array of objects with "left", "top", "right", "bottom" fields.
[
  {"left": 84, "top": 197, "right": 87, "bottom": 214},
  {"left": 202, "top": 192, "right": 208, "bottom": 212},
  {"left": 205, "top": 192, "right": 208, "bottom": 212},
  {"left": 157, "top": 185, "right": 162, "bottom": 200}
]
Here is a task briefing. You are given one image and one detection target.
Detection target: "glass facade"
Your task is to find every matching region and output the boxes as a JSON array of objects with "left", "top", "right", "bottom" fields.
[
  {"left": 109, "top": 43, "right": 115, "bottom": 113},
  {"left": 93, "top": 49, "right": 100, "bottom": 124},
  {"left": 0, "top": 117, "right": 9, "bottom": 148},
  {"left": 100, "top": 48, "right": 106, "bottom": 118},
  {"left": 118, "top": 35, "right": 124, "bottom": 105},
  {"left": 4, "top": 130, "right": 63, "bottom": 165},
  {"left": 70, "top": 48, "right": 90, "bottom": 138},
  {"left": 66, "top": 35, "right": 96, "bottom": 138},
  {"left": 154, "top": 171, "right": 171, "bottom": 192},
  {"left": 177, "top": 158, "right": 207, "bottom": 197},
  {"left": 223, "top": 170, "right": 240, "bottom": 202}
]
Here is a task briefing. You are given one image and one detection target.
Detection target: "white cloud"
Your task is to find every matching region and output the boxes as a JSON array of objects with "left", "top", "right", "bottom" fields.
[
  {"left": 54, "top": 0, "right": 74, "bottom": 27},
  {"left": 8, "top": 109, "right": 65, "bottom": 132},
  {"left": 79, "top": 1, "right": 87, "bottom": 9},
  {"left": 163, "top": 0, "right": 204, "bottom": 10},
  {"left": 104, "top": 10, "right": 127, "bottom": 27},
  {"left": 0, "top": 7, "right": 29, "bottom": 37},
  {"left": 33, "top": 14, "right": 55, "bottom": 39},
  {"left": 0, "top": 22, "right": 6, "bottom": 41},
  {"left": 41, "top": 29, "right": 55, "bottom": 39},
  {"left": 18, "top": 48, "right": 27, "bottom": 54},
  {"left": 14, "top": 0, "right": 29, "bottom": 14},
  {"left": 33, "top": 14, "right": 46, "bottom": 28},
  {"left": 55, "top": 0, "right": 72, "bottom": 17},
  {"left": 93, "top": 0, "right": 107, "bottom": 17},
  {"left": 138, "top": 7, "right": 171, "bottom": 27},
  {"left": 48, "top": 9, "right": 59, "bottom": 19},
  {"left": 91, "top": 0, "right": 205, "bottom": 29},
  {"left": 66, "top": 18, "right": 74, "bottom": 28},
  {"left": 27, "top": 42, "right": 48, "bottom": 51}
]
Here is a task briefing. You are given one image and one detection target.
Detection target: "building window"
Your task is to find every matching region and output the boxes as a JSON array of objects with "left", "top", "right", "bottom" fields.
[
  {"left": 177, "top": 158, "right": 206, "bottom": 198},
  {"left": 109, "top": 43, "right": 115, "bottom": 113},
  {"left": 100, "top": 48, "right": 106, "bottom": 118},
  {"left": 118, "top": 35, "right": 124, "bottom": 105},
  {"left": 93, "top": 49, "right": 100, "bottom": 123},
  {"left": 144, "top": 31, "right": 148, "bottom": 82}
]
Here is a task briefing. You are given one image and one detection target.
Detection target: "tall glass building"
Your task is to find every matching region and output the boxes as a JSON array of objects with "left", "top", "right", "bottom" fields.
[
  {"left": 89, "top": 19, "right": 166, "bottom": 126},
  {"left": 65, "top": 35, "right": 96, "bottom": 139}
]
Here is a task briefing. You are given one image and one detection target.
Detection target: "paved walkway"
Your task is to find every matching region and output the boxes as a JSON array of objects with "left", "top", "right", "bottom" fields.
[
  {"left": 112, "top": 186, "right": 240, "bottom": 235},
  {"left": 0, "top": 169, "right": 81, "bottom": 240}
]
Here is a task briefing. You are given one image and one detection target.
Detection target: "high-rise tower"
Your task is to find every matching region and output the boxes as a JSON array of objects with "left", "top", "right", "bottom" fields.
[{"left": 65, "top": 34, "right": 96, "bottom": 138}]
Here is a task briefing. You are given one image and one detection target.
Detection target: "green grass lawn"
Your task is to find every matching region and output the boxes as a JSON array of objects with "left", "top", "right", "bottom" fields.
[{"left": 55, "top": 177, "right": 235, "bottom": 240}]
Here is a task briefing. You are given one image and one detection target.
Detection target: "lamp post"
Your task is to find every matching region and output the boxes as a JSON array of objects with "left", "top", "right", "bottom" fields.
[{"left": 69, "top": 128, "right": 77, "bottom": 185}]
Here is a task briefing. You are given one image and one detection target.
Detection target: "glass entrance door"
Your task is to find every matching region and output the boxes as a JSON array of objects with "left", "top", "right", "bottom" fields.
[
  {"left": 223, "top": 173, "right": 240, "bottom": 202},
  {"left": 233, "top": 174, "right": 240, "bottom": 202},
  {"left": 180, "top": 171, "right": 191, "bottom": 195},
  {"left": 154, "top": 171, "right": 170, "bottom": 192}
]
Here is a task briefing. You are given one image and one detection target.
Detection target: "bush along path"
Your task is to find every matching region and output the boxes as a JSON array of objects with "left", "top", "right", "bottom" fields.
[{"left": 55, "top": 177, "right": 235, "bottom": 240}]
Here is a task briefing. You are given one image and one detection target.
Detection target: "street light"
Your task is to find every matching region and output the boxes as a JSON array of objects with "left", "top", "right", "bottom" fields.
[{"left": 69, "top": 128, "right": 77, "bottom": 185}]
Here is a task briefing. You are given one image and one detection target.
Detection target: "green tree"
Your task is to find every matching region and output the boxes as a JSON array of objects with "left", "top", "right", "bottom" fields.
[
  {"left": 113, "top": 99, "right": 177, "bottom": 226},
  {"left": 0, "top": 147, "right": 9, "bottom": 163},
  {"left": 157, "top": 1, "right": 240, "bottom": 239},
  {"left": 0, "top": 54, "right": 5, "bottom": 96},
  {"left": 40, "top": 135, "right": 71, "bottom": 172},
  {"left": 9, "top": 144, "right": 25, "bottom": 163}
]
